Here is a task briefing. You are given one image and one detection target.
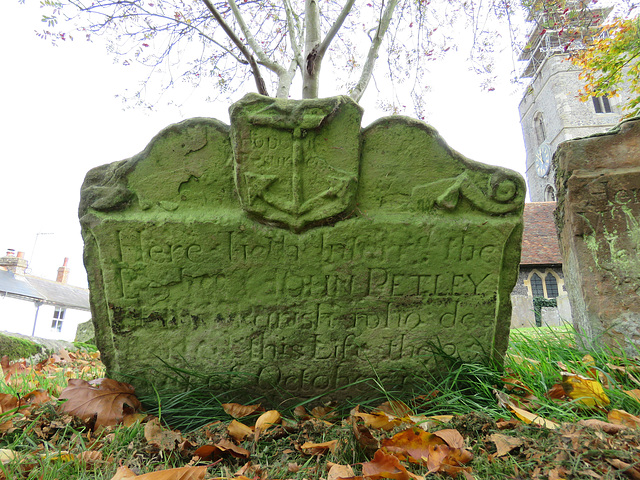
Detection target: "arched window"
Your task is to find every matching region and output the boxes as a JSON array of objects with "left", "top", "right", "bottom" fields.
[
  {"left": 544, "top": 184, "right": 556, "bottom": 202},
  {"left": 545, "top": 275, "right": 559, "bottom": 298},
  {"left": 530, "top": 273, "right": 544, "bottom": 297},
  {"left": 534, "top": 112, "right": 546, "bottom": 145},
  {"left": 526, "top": 269, "right": 564, "bottom": 299}
]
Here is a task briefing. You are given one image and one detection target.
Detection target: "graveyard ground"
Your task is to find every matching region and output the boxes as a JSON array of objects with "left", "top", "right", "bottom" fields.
[{"left": 1, "top": 326, "right": 640, "bottom": 480}]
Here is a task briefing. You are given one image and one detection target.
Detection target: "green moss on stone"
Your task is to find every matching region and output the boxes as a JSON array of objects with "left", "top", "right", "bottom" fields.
[{"left": 0, "top": 334, "right": 41, "bottom": 361}]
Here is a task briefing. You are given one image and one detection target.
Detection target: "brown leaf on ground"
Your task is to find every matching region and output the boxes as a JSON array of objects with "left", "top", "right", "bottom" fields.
[
  {"left": 293, "top": 405, "right": 311, "bottom": 420},
  {"left": 547, "top": 383, "right": 567, "bottom": 400},
  {"left": 328, "top": 463, "right": 356, "bottom": 480},
  {"left": 376, "top": 400, "right": 413, "bottom": 418},
  {"left": 382, "top": 427, "right": 441, "bottom": 463},
  {"left": 59, "top": 378, "right": 142, "bottom": 429},
  {"left": 624, "top": 389, "right": 640, "bottom": 402},
  {"left": 301, "top": 440, "right": 338, "bottom": 455},
  {"left": 495, "top": 390, "right": 558, "bottom": 429},
  {"left": 606, "top": 458, "right": 640, "bottom": 480},
  {"left": 353, "top": 410, "right": 401, "bottom": 431},
  {"left": 362, "top": 449, "right": 411, "bottom": 480},
  {"left": 433, "top": 429, "right": 465, "bottom": 449},
  {"left": 228, "top": 419, "right": 253, "bottom": 442},
  {"left": 110, "top": 465, "right": 206, "bottom": 480},
  {"left": 1, "top": 356, "right": 27, "bottom": 381},
  {"left": 578, "top": 419, "right": 628, "bottom": 435},
  {"left": 22, "top": 389, "right": 51, "bottom": 407},
  {"left": 194, "top": 438, "right": 250, "bottom": 460},
  {"left": 145, "top": 418, "right": 183, "bottom": 450},
  {"left": 0, "top": 393, "right": 19, "bottom": 413},
  {"left": 254, "top": 410, "right": 280, "bottom": 440},
  {"left": 222, "top": 403, "right": 262, "bottom": 418},
  {"left": 487, "top": 433, "right": 524, "bottom": 457},
  {"left": 351, "top": 416, "right": 380, "bottom": 454},
  {"left": 608, "top": 409, "right": 640, "bottom": 428}
]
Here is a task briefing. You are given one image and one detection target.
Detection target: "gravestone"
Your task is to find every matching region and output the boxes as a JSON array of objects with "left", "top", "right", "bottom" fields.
[
  {"left": 555, "top": 118, "right": 640, "bottom": 355},
  {"left": 80, "top": 94, "right": 525, "bottom": 400}
]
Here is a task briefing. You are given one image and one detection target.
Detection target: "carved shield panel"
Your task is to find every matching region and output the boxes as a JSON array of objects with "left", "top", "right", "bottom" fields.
[{"left": 230, "top": 94, "right": 363, "bottom": 231}]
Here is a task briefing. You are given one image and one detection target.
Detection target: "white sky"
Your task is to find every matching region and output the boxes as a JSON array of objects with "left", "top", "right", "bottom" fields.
[{"left": 1, "top": 0, "right": 529, "bottom": 288}]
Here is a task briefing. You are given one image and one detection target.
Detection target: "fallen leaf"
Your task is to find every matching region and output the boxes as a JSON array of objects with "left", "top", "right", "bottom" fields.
[
  {"left": 433, "top": 429, "right": 465, "bottom": 449},
  {"left": 561, "top": 373, "right": 610, "bottom": 407},
  {"left": 228, "top": 419, "right": 253, "bottom": 442},
  {"left": 144, "top": 418, "right": 183, "bottom": 450},
  {"left": 382, "top": 427, "right": 441, "bottom": 463},
  {"left": 624, "top": 389, "right": 640, "bottom": 402},
  {"left": 222, "top": 403, "right": 261, "bottom": 418},
  {"left": 301, "top": 439, "right": 338, "bottom": 455},
  {"left": 608, "top": 409, "right": 640, "bottom": 428},
  {"left": 496, "top": 390, "right": 558, "bottom": 429},
  {"left": 0, "top": 394, "right": 19, "bottom": 413},
  {"left": 21, "top": 389, "right": 51, "bottom": 407},
  {"left": 353, "top": 411, "right": 401, "bottom": 431},
  {"left": 579, "top": 419, "right": 628, "bottom": 434},
  {"left": 0, "top": 449, "right": 20, "bottom": 464},
  {"left": 328, "top": 463, "right": 356, "bottom": 480},
  {"left": 362, "top": 449, "right": 411, "bottom": 480},
  {"left": 254, "top": 410, "right": 281, "bottom": 440},
  {"left": 488, "top": 433, "right": 524, "bottom": 457},
  {"left": 376, "top": 400, "right": 413, "bottom": 418},
  {"left": 1, "top": 356, "right": 27, "bottom": 381},
  {"left": 123, "top": 412, "right": 148, "bottom": 427},
  {"left": 110, "top": 465, "right": 206, "bottom": 480},
  {"left": 59, "top": 378, "right": 142, "bottom": 428},
  {"left": 606, "top": 458, "right": 640, "bottom": 480},
  {"left": 351, "top": 416, "right": 380, "bottom": 454}
]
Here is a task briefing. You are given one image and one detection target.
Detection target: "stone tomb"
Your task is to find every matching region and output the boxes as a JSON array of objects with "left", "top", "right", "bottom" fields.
[
  {"left": 555, "top": 118, "right": 640, "bottom": 355},
  {"left": 80, "top": 94, "right": 524, "bottom": 399}
]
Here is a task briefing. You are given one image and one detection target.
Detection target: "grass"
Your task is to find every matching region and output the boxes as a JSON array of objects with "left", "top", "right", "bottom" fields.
[{"left": 1, "top": 325, "right": 640, "bottom": 479}]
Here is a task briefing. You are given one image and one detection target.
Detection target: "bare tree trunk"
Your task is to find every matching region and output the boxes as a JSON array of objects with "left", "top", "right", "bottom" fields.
[{"left": 302, "top": 0, "right": 322, "bottom": 98}]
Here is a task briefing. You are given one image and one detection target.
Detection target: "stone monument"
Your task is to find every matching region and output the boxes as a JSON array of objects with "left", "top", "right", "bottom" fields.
[
  {"left": 80, "top": 94, "right": 525, "bottom": 400},
  {"left": 555, "top": 118, "right": 640, "bottom": 355}
]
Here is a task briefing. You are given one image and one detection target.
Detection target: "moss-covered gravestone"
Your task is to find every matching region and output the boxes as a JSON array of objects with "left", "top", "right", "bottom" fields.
[
  {"left": 555, "top": 119, "right": 640, "bottom": 355},
  {"left": 80, "top": 94, "right": 524, "bottom": 400}
]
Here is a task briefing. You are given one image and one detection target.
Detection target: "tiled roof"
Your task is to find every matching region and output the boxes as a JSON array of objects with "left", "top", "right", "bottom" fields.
[
  {"left": 25, "top": 276, "right": 90, "bottom": 311},
  {"left": 0, "top": 269, "right": 89, "bottom": 310},
  {"left": 0, "top": 269, "right": 44, "bottom": 301},
  {"left": 521, "top": 202, "right": 563, "bottom": 265}
]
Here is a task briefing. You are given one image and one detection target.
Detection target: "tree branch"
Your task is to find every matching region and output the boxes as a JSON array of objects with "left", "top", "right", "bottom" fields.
[
  {"left": 200, "top": 0, "right": 269, "bottom": 95},
  {"left": 317, "top": 0, "right": 356, "bottom": 59},
  {"left": 350, "top": 0, "right": 399, "bottom": 103},
  {"left": 227, "top": 0, "right": 287, "bottom": 76}
]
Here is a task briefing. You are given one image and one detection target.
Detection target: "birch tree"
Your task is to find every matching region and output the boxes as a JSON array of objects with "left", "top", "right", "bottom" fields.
[{"left": 38, "top": 0, "right": 519, "bottom": 114}]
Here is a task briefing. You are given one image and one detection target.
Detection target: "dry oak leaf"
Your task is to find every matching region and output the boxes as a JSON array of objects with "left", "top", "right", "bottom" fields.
[
  {"left": 487, "top": 433, "right": 524, "bottom": 457},
  {"left": 222, "top": 403, "right": 262, "bottom": 418},
  {"left": 59, "top": 378, "right": 142, "bottom": 428},
  {"left": 145, "top": 418, "right": 183, "bottom": 450},
  {"left": 111, "top": 465, "right": 206, "bottom": 480}
]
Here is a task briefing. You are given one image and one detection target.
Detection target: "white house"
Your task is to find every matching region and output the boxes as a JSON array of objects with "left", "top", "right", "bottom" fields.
[{"left": 0, "top": 250, "right": 90, "bottom": 342}]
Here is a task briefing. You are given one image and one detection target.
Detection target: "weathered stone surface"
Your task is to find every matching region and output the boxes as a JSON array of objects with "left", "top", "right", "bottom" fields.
[
  {"left": 555, "top": 118, "right": 640, "bottom": 354},
  {"left": 80, "top": 94, "right": 525, "bottom": 401}
]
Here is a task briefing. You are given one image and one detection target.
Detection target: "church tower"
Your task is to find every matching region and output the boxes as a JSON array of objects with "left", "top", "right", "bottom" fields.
[{"left": 518, "top": 4, "right": 623, "bottom": 202}]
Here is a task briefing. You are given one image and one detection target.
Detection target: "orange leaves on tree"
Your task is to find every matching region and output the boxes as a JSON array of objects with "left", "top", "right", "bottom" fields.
[{"left": 59, "top": 378, "right": 142, "bottom": 428}]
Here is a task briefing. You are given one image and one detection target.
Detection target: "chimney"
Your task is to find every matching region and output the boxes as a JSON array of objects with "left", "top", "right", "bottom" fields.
[
  {"left": 56, "top": 257, "right": 70, "bottom": 283},
  {"left": 0, "top": 249, "right": 28, "bottom": 275}
]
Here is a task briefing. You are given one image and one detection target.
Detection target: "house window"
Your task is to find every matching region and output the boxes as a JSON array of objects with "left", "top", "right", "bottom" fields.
[
  {"left": 51, "top": 307, "right": 66, "bottom": 332},
  {"left": 592, "top": 96, "right": 613, "bottom": 114},
  {"left": 526, "top": 270, "right": 563, "bottom": 299}
]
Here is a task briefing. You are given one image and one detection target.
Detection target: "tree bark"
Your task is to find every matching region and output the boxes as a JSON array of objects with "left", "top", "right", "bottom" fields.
[{"left": 302, "top": 0, "right": 321, "bottom": 98}]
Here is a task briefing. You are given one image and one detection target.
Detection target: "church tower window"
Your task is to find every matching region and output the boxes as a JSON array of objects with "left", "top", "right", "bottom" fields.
[{"left": 592, "top": 96, "right": 613, "bottom": 114}]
